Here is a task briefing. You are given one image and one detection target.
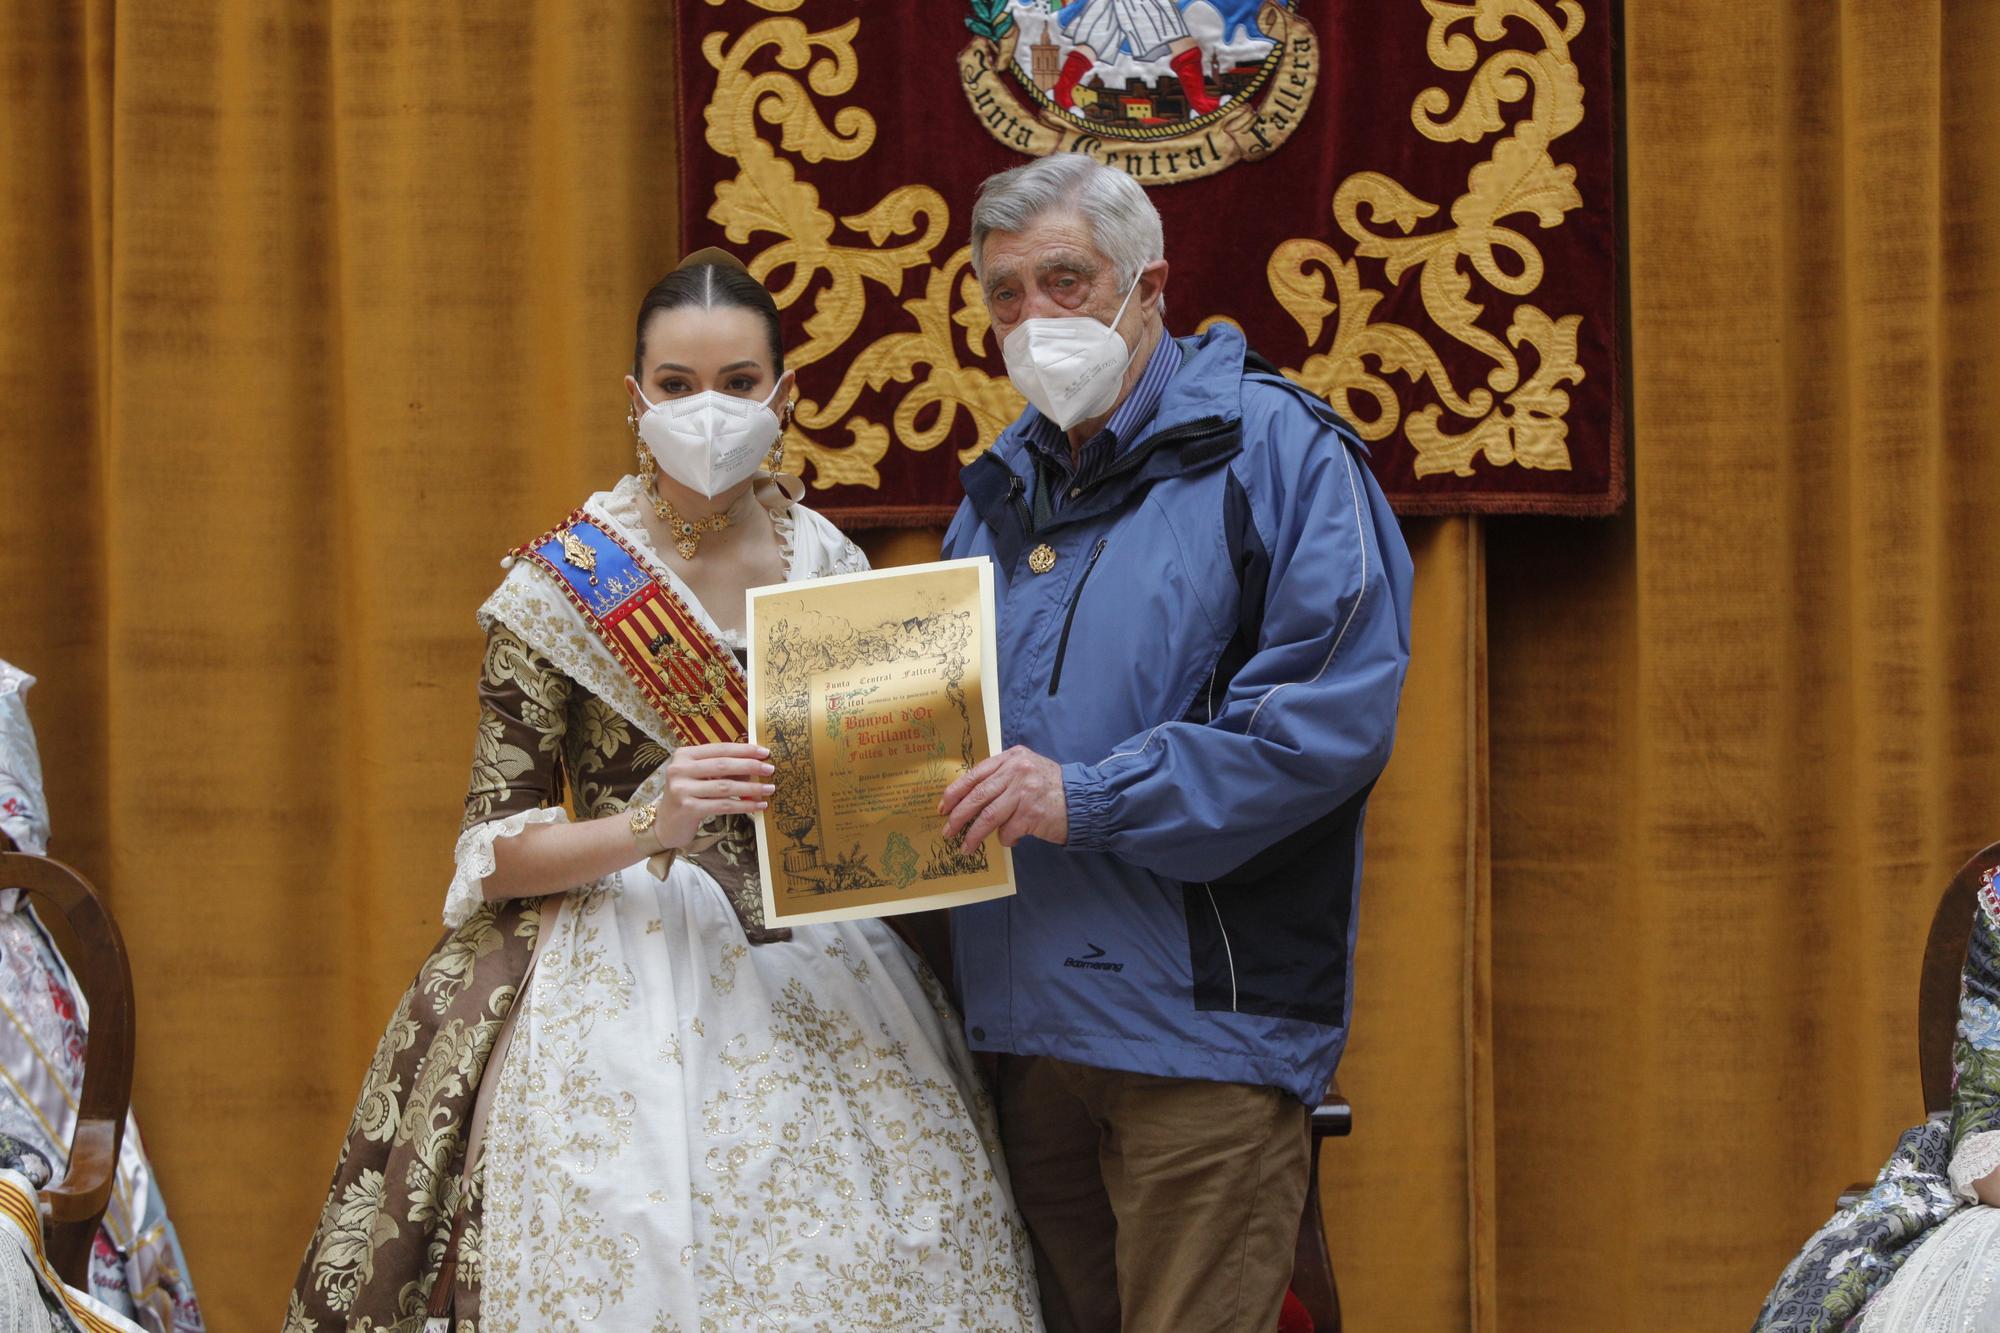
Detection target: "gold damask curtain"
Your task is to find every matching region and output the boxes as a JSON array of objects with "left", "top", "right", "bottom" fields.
[{"left": 0, "top": 3, "right": 1994, "bottom": 1329}]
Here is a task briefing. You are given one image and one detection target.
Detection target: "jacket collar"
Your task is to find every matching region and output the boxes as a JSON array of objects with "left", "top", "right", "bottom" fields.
[{"left": 962, "top": 324, "right": 1250, "bottom": 534}]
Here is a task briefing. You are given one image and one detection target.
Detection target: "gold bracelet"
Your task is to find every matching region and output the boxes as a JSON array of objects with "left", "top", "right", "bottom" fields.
[{"left": 628, "top": 800, "right": 670, "bottom": 853}]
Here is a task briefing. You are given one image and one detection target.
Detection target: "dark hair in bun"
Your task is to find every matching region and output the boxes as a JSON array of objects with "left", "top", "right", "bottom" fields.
[{"left": 633, "top": 248, "right": 785, "bottom": 378}]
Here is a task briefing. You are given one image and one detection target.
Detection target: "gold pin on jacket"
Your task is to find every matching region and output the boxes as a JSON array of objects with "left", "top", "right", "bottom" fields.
[{"left": 1028, "top": 544, "right": 1057, "bottom": 575}]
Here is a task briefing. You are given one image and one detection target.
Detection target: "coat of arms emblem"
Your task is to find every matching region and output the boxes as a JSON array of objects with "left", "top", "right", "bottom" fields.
[{"left": 958, "top": 0, "right": 1320, "bottom": 184}]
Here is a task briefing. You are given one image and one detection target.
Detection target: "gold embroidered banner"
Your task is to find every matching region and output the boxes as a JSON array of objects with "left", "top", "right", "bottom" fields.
[{"left": 677, "top": 0, "right": 1625, "bottom": 519}]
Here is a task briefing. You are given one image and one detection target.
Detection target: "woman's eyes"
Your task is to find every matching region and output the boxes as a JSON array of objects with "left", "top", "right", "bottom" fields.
[{"left": 655, "top": 377, "right": 759, "bottom": 395}]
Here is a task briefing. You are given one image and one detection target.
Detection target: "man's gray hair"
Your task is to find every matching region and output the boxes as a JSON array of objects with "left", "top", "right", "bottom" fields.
[{"left": 969, "top": 154, "right": 1164, "bottom": 289}]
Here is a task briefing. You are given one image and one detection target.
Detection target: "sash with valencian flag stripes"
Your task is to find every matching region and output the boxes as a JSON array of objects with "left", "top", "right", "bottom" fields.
[
  {"left": 514, "top": 509, "right": 750, "bottom": 748},
  {"left": 0, "top": 1168, "right": 142, "bottom": 1333}
]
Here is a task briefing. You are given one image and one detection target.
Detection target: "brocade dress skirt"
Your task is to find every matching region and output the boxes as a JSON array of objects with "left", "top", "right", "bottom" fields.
[
  {"left": 1862, "top": 1205, "right": 2000, "bottom": 1332},
  {"left": 476, "top": 848, "right": 1044, "bottom": 1331}
]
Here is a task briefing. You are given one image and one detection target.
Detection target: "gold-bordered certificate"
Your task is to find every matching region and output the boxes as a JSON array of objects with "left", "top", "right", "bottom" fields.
[{"left": 748, "top": 557, "right": 1016, "bottom": 926}]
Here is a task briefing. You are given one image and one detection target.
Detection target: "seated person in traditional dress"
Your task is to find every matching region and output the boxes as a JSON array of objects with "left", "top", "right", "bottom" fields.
[
  {"left": 0, "top": 662, "right": 204, "bottom": 1333},
  {"left": 1757, "top": 862, "right": 2000, "bottom": 1331},
  {"left": 0, "top": 1149, "right": 153, "bottom": 1333},
  {"left": 288, "top": 252, "right": 1043, "bottom": 1330}
]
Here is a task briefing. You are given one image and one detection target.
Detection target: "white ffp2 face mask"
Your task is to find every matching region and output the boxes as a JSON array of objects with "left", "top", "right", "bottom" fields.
[
  {"left": 634, "top": 380, "right": 784, "bottom": 499},
  {"left": 1001, "top": 279, "right": 1140, "bottom": 431}
]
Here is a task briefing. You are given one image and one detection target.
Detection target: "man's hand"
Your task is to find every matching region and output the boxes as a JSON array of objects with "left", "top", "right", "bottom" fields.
[{"left": 939, "top": 746, "right": 1069, "bottom": 852}]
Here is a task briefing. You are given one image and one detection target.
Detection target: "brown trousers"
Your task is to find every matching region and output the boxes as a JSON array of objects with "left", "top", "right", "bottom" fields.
[{"left": 997, "top": 1055, "right": 1312, "bottom": 1333}]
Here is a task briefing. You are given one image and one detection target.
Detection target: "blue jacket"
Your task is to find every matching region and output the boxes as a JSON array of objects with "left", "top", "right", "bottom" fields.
[{"left": 942, "top": 324, "right": 1414, "bottom": 1103}]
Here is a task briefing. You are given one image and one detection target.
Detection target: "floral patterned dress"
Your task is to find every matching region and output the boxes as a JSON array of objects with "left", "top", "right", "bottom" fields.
[
  {"left": 288, "top": 479, "right": 1042, "bottom": 1333},
  {"left": 1756, "top": 865, "right": 2000, "bottom": 1331},
  {"left": 0, "top": 663, "right": 204, "bottom": 1333}
]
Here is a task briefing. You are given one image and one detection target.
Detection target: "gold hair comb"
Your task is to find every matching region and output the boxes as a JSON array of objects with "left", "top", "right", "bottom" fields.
[{"left": 673, "top": 246, "right": 750, "bottom": 274}]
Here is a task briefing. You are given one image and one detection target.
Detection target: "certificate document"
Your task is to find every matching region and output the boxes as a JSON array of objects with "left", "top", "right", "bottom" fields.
[{"left": 747, "top": 557, "right": 1015, "bottom": 926}]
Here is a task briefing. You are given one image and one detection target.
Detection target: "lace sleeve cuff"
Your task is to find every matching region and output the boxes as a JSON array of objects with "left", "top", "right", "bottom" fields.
[
  {"left": 1949, "top": 1129, "right": 2000, "bottom": 1202},
  {"left": 443, "top": 806, "right": 570, "bottom": 928}
]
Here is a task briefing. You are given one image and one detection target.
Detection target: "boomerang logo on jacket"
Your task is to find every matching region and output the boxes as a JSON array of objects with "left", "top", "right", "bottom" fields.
[{"left": 1064, "top": 942, "right": 1126, "bottom": 974}]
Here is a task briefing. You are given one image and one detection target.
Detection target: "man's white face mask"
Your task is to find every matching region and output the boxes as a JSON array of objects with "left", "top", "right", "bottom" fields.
[
  {"left": 633, "top": 380, "right": 783, "bottom": 499},
  {"left": 1001, "top": 278, "right": 1139, "bottom": 431}
]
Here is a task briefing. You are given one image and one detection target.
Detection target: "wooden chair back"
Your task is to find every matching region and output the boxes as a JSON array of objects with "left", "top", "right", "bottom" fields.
[
  {"left": 0, "top": 853, "right": 133, "bottom": 1285},
  {"left": 1919, "top": 842, "right": 2000, "bottom": 1118},
  {"left": 1290, "top": 1079, "right": 1353, "bottom": 1332}
]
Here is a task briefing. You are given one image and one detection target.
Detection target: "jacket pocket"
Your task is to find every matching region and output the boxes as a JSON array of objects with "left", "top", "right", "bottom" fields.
[{"left": 1047, "top": 537, "right": 1109, "bottom": 695}]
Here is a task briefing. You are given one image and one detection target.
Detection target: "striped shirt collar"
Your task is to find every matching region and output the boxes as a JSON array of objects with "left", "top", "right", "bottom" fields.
[{"left": 1025, "top": 332, "right": 1184, "bottom": 501}]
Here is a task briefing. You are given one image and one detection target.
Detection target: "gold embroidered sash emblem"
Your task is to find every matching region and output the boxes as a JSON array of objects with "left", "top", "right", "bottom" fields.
[
  {"left": 558, "top": 529, "right": 600, "bottom": 585},
  {"left": 645, "top": 635, "right": 731, "bottom": 718}
]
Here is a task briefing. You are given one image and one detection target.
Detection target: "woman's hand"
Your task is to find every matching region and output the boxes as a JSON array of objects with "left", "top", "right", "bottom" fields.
[
  {"left": 481, "top": 743, "right": 774, "bottom": 903},
  {"left": 653, "top": 743, "right": 775, "bottom": 850}
]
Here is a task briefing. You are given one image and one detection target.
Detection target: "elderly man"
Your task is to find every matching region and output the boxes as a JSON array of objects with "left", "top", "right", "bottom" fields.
[{"left": 938, "top": 153, "right": 1413, "bottom": 1332}]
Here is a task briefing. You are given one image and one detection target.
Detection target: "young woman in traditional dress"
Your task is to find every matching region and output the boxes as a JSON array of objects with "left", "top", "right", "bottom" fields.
[{"left": 287, "top": 252, "right": 1043, "bottom": 1332}]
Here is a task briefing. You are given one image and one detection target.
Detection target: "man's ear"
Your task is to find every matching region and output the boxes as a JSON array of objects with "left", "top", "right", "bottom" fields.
[{"left": 1139, "top": 258, "right": 1170, "bottom": 314}]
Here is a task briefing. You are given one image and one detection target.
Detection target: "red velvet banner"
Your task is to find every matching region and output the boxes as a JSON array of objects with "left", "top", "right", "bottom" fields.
[{"left": 677, "top": 0, "right": 1624, "bottom": 521}]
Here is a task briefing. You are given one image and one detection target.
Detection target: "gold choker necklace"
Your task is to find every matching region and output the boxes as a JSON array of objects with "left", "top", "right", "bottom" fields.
[{"left": 650, "top": 485, "right": 734, "bottom": 560}]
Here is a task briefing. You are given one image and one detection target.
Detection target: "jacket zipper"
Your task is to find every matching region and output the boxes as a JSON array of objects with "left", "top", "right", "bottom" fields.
[
  {"left": 1005, "top": 474, "right": 1035, "bottom": 541},
  {"left": 1047, "top": 537, "right": 1109, "bottom": 695}
]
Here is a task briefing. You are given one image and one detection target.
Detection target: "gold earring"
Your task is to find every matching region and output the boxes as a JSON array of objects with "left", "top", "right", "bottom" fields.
[
  {"left": 630, "top": 408, "right": 656, "bottom": 485},
  {"left": 768, "top": 402, "right": 799, "bottom": 472}
]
